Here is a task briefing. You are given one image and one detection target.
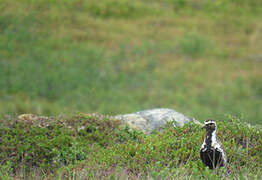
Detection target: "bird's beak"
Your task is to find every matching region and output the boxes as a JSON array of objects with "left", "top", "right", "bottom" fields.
[{"left": 202, "top": 125, "right": 207, "bottom": 129}]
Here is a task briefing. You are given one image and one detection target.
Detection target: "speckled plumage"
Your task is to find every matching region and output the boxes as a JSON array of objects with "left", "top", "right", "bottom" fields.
[{"left": 200, "top": 120, "right": 227, "bottom": 169}]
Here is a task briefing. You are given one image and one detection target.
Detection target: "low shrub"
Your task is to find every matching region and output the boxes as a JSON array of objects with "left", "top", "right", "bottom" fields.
[
  {"left": 0, "top": 114, "right": 261, "bottom": 179},
  {"left": 177, "top": 32, "right": 212, "bottom": 58},
  {"left": 68, "top": 116, "right": 262, "bottom": 179},
  {"left": 0, "top": 113, "right": 140, "bottom": 174},
  {"left": 86, "top": 0, "right": 160, "bottom": 18}
]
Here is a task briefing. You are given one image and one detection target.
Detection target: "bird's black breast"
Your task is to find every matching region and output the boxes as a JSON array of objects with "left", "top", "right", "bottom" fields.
[{"left": 200, "top": 148, "right": 225, "bottom": 169}]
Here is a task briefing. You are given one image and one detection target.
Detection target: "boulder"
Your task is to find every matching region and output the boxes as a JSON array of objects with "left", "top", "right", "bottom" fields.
[
  {"left": 17, "top": 109, "right": 201, "bottom": 134},
  {"left": 115, "top": 108, "right": 201, "bottom": 134}
]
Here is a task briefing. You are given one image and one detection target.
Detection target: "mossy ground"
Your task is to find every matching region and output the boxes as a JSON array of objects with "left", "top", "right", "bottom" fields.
[
  {"left": 0, "top": 114, "right": 261, "bottom": 179},
  {"left": 0, "top": 0, "right": 262, "bottom": 124}
]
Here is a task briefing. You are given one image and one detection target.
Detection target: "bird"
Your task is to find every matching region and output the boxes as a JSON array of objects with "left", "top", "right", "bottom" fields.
[{"left": 200, "top": 119, "right": 227, "bottom": 169}]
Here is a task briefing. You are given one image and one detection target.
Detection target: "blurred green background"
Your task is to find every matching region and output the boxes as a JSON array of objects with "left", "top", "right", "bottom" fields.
[{"left": 0, "top": 0, "right": 262, "bottom": 124}]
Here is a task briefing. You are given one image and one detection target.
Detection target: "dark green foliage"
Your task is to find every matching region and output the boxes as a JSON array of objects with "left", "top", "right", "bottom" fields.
[
  {"left": 0, "top": 120, "right": 71, "bottom": 172},
  {"left": 0, "top": 0, "right": 262, "bottom": 178},
  {"left": 177, "top": 32, "right": 211, "bottom": 58},
  {"left": 0, "top": 114, "right": 261, "bottom": 178},
  {"left": 0, "top": 114, "right": 139, "bottom": 174},
  {"left": 104, "top": 118, "right": 262, "bottom": 175},
  {"left": 170, "top": 0, "right": 187, "bottom": 11},
  {"left": 86, "top": 0, "right": 160, "bottom": 18},
  {"left": 169, "top": 0, "right": 262, "bottom": 14}
]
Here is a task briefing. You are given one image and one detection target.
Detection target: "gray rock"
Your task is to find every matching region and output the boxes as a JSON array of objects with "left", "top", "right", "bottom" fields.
[{"left": 115, "top": 108, "right": 201, "bottom": 134}]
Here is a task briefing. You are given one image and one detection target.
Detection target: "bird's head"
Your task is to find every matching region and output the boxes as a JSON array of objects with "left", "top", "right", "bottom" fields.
[{"left": 202, "top": 119, "right": 217, "bottom": 132}]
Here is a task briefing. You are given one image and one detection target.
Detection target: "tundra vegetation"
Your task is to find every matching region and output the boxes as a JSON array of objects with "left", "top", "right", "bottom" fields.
[
  {"left": 0, "top": 0, "right": 262, "bottom": 179},
  {"left": 0, "top": 114, "right": 261, "bottom": 179}
]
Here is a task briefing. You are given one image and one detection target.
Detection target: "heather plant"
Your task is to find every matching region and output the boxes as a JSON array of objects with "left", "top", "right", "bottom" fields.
[
  {"left": 56, "top": 115, "right": 261, "bottom": 179},
  {"left": 0, "top": 114, "right": 140, "bottom": 175},
  {"left": 0, "top": 114, "right": 261, "bottom": 179},
  {"left": 1, "top": 0, "right": 262, "bottom": 178}
]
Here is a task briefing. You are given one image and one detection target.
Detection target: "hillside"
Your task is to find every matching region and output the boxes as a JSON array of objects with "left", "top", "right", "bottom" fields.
[
  {"left": 0, "top": 114, "right": 261, "bottom": 179},
  {"left": 0, "top": 0, "right": 262, "bottom": 124},
  {"left": 0, "top": 0, "right": 262, "bottom": 179}
]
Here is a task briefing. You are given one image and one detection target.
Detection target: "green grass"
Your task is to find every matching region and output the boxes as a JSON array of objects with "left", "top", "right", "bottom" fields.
[
  {"left": 0, "top": 114, "right": 261, "bottom": 179},
  {"left": 0, "top": 1, "right": 262, "bottom": 177},
  {"left": 0, "top": 0, "right": 262, "bottom": 125}
]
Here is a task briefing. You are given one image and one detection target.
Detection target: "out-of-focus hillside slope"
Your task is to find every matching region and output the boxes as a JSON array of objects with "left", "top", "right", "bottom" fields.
[{"left": 0, "top": 0, "right": 262, "bottom": 124}]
